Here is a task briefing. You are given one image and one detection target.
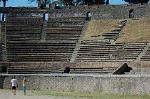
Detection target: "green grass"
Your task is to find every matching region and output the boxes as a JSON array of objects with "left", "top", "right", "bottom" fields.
[
  {"left": 1, "top": 89, "right": 150, "bottom": 99},
  {"left": 29, "top": 90, "right": 150, "bottom": 99}
]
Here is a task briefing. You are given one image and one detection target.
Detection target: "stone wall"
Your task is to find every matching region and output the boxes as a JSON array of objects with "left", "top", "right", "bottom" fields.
[
  {"left": 48, "top": 4, "right": 150, "bottom": 19},
  {"left": 1, "top": 74, "right": 150, "bottom": 94},
  {"left": 7, "top": 61, "right": 150, "bottom": 74},
  {"left": 0, "top": 23, "right": 2, "bottom": 62},
  {"left": 0, "top": 22, "right": 1, "bottom": 42},
  {"left": 1, "top": 4, "right": 150, "bottom": 19}
]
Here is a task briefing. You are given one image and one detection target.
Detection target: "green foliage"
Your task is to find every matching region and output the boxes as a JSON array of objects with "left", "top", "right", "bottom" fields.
[
  {"left": 28, "top": 0, "right": 51, "bottom": 4},
  {"left": 0, "top": 0, "right": 8, "bottom": 7},
  {"left": 0, "top": 0, "right": 8, "bottom": 2},
  {"left": 123, "top": 0, "right": 149, "bottom": 4},
  {"left": 28, "top": 0, "right": 106, "bottom": 6}
]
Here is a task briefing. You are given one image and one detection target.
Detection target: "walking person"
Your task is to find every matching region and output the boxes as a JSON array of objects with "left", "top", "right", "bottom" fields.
[
  {"left": 22, "top": 77, "right": 27, "bottom": 95},
  {"left": 10, "top": 76, "right": 18, "bottom": 95}
]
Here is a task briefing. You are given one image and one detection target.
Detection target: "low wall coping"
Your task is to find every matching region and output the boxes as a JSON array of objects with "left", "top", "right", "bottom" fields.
[{"left": 1, "top": 73, "right": 150, "bottom": 78}]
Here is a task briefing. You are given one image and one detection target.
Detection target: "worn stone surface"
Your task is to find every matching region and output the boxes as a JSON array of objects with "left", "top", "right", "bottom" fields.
[
  {"left": 1, "top": 74, "right": 150, "bottom": 94},
  {"left": 1, "top": 4, "right": 150, "bottom": 19}
]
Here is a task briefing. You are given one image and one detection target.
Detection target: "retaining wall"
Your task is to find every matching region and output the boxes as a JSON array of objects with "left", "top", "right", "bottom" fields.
[
  {"left": 1, "top": 74, "right": 150, "bottom": 94},
  {"left": 5, "top": 61, "right": 150, "bottom": 74},
  {"left": 48, "top": 4, "right": 150, "bottom": 19},
  {"left": 1, "top": 4, "right": 150, "bottom": 19}
]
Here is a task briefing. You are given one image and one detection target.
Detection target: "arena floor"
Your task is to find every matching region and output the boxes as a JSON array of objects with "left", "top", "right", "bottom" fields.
[{"left": 0, "top": 89, "right": 78, "bottom": 99}]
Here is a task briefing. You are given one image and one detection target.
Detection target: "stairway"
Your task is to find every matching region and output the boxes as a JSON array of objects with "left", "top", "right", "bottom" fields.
[
  {"left": 40, "top": 20, "right": 47, "bottom": 42},
  {"left": 102, "top": 20, "right": 127, "bottom": 41},
  {"left": 70, "top": 21, "right": 88, "bottom": 62},
  {"left": 136, "top": 42, "right": 150, "bottom": 61}
]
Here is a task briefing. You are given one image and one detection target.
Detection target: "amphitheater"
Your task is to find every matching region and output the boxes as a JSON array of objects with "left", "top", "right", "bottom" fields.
[{"left": 1, "top": 4, "right": 150, "bottom": 94}]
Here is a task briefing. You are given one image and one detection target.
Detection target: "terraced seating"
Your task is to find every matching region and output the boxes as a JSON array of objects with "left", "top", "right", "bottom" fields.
[
  {"left": 6, "top": 17, "right": 43, "bottom": 41},
  {"left": 102, "top": 32, "right": 119, "bottom": 40},
  {"left": 7, "top": 62, "right": 118, "bottom": 74},
  {"left": 46, "top": 17, "right": 86, "bottom": 41},
  {"left": 0, "top": 43, "right": 2, "bottom": 61},
  {"left": 75, "top": 41, "right": 121, "bottom": 62},
  {"left": 69, "top": 67, "right": 116, "bottom": 74},
  {"left": 7, "top": 62, "right": 65, "bottom": 74},
  {"left": 75, "top": 41, "right": 147, "bottom": 62},
  {"left": 112, "top": 20, "right": 127, "bottom": 32},
  {"left": 48, "top": 17, "right": 86, "bottom": 23},
  {"left": 64, "top": 62, "right": 119, "bottom": 74},
  {"left": 46, "top": 29, "right": 81, "bottom": 41},
  {"left": 6, "top": 41, "right": 76, "bottom": 62},
  {"left": 140, "top": 46, "right": 150, "bottom": 61},
  {"left": 102, "top": 20, "right": 127, "bottom": 41},
  {"left": 47, "top": 17, "right": 85, "bottom": 29},
  {"left": 5, "top": 16, "right": 87, "bottom": 62},
  {"left": 113, "top": 42, "right": 148, "bottom": 60}
]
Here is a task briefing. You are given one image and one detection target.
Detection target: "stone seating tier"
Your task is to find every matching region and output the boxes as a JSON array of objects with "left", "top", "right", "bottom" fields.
[
  {"left": 0, "top": 43, "right": 2, "bottom": 61},
  {"left": 140, "top": 46, "right": 150, "bottom": 61},
  {"left": 102, "top": 32, "right": 120, "bottom": 40},
  {"left": 7, "top": 56, "right": 71, "bottom": 62},
  {"left": 6, "top": 35, "right": 41, "bottom": 41},
  {"left": 6, "top": 42, "right": 76, "bottom": 62},
  {"left": 46, "top": 29, "right": 82, "bottom": 33},
  {"left": 6, "top": 62, "right": 119, "bottom": 74},
  {"left": 7, "top": 67, "right": 64, "bottom": 74},
  {"left": 48, "top": 17, "right": 86, "bottom": 22},
  {"left": 6, "top": 29, "right": 41, "bottom": 33},
  {"left": 47, "top": 26, "right": 83, "bottom": 29},
  {"left": 6, "top": 17, "right": 44, "bottom": 42},
  {"left": 47, "top": 27, "right": 83, "bottom": 31},
  {"left": 47, "top": 22, "right": 85, "bottom": 26},
  {"left": 46, "top": 17, "right": 85, "bottom": 42},
  {"left": 75, "top": 58, "right": 133, "bottom": 62},
  {"left": 6, "top": 17, "right": 43, "bottom": 21},
  {"left": 69, "top": 67, "right": 117, "bottom": 74},
  {"left": 75, "top": 41, "right": 147, "bottom": 62}
]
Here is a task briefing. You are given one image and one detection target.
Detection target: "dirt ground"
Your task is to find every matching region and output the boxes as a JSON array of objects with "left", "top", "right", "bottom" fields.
[{"left": 0, "top": 89, "right": 78, "bottom": 99}]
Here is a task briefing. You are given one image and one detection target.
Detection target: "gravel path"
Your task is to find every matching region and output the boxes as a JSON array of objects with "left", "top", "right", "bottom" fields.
[{"left": 0, "top": 89, "right": 78, "bottom": 99}]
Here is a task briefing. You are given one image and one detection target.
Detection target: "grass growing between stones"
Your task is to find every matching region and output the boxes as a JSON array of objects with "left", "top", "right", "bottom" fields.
[
  {"left": 116, "top": 18, "right": 150, "bottom": 43},
  {"left": 83, "top": 18, "right": 150, "bottom": 43},
  {"left": 83, "top": 19, "right": 119, "bottom": 40},
  {"left": 29, "top": 90, "right": 150, "bottom": 99}
]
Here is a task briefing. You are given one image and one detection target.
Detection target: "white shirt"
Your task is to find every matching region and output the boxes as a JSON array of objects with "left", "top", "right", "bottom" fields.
[
  {"left": 11, "top": 78, "right": 17, "bottom": 86},
  {"left": 88, "top": 13, "right": 92, "bottom": 17}
]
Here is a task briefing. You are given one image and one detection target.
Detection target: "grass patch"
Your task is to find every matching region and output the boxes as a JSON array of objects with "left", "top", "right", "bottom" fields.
[
  {"left": 29, "top": 90, "right": 150, "bottom": 99},
  {"left": 116, "top": 18, "right": 150, "bottom": 43},
  {"left": 1, "top": 89, "right": 150, "bottom": 99},
  {"left": 83, "top": 18, "right": 150, "bottom": 43},
  {"left": 83, "top": 19, "right": 119, "bottom": 40}
]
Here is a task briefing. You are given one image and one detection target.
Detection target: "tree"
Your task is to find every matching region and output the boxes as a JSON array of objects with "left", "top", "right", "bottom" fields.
[
  {"left": 73, "top": 0, "right": 105, "bottom": 6},
  {"left": 0, "top": 0, "right": 8, "bottom": 21},
  {"left": 28, "top": 0, "right": 54, "bottom": 20},
  {"left": 106, "top": 0, "right": 109, "bottom": 4},
  {"left": 28, "top": 0, "right": 106, "bottom": 7},
  {"left": 123, "top": 0, "right": 149, "bottom": 4},
  {"left": 28, "top": 0, "right": 52, "bottom": 7},
  {"left": 0, "top": 0, "right": 8, "bottom": 7}
]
